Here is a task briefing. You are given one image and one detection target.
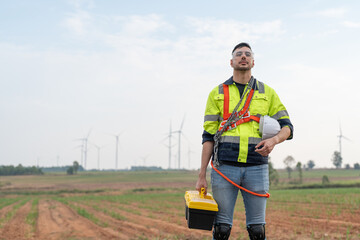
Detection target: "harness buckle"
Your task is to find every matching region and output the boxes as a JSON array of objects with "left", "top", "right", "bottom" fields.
[{"left": 242, "top": 111, "right": 251, "bottom": 119}]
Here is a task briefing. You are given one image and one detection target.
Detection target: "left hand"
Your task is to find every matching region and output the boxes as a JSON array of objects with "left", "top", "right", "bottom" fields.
[{"left": 255, "top": 137, "right": 278, "bottom": 156}]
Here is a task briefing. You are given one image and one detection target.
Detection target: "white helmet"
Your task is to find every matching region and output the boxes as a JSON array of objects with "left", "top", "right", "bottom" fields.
[{"left": 259, "top": 115, "right": 281, "bottom": 140}]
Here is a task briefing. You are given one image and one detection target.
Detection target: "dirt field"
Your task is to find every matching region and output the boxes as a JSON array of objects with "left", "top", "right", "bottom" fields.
[{"left": 0, "top": 173, "right": 359, "bottom": 240}]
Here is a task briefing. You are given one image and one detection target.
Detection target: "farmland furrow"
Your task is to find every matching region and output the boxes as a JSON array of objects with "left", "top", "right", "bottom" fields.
[
  {"left": 73, "top": 199, "right": 212, "bottom": 239},
  {"left": 70, "top": 201, "right": 167, "bottom": 239},
  {"left": 0, "top": 200, "right": 33, "bottom": 240},
  {"left": 0, "top": 202, "right": 18, "bottom": 224},
  {"left": 36, "top": 199, "right": 119, "bottom": 240},
  {"left": 266, "top": 209, "right": 360, "bottom": 239}
]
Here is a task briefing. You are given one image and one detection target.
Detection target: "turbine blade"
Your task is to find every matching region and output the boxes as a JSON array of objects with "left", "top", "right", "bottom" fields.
[
  {"left": 182, "top": 132, "right": 190, "bottom": 142},
  {"left": 179, "top": 114, "right": 186, "bottom": 131},
  {"left": 343, "top": 136, "right": 351, "bottom": 141},
  {"left": 87, "top": 128, "right": 92, "bottom": 138}
]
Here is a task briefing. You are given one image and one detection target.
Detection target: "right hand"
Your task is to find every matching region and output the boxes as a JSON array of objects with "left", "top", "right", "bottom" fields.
[{"left": 196, "top": 176, "right": 208, "bottom": 195}]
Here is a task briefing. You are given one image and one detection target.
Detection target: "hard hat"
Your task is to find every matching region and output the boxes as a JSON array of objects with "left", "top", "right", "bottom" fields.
[{"left": 259, "top": 115, "right": 281, "bottom": 140}]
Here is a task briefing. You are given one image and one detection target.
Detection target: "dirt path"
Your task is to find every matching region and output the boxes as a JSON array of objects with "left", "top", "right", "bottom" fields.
[
  {"left": 0, "top": 201, "right": 33, "bottom": 240},
  {"left": 36, "top": 199, "right": 119, "bottom": 240}
]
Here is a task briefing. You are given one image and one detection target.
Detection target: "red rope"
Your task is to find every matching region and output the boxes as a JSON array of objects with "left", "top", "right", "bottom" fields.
[{"left": 211, "top": 161, "right": 270, "bottom": 198}]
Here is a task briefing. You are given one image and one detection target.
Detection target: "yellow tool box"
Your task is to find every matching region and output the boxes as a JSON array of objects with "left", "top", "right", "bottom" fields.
[{"left": 184, "top": 188, "right": 218, "bottom": 231}]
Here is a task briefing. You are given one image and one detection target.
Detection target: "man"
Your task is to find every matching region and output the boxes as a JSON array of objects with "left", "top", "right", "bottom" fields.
[{"left": 196, "top": 42, "right": 293, "bottom": 240}]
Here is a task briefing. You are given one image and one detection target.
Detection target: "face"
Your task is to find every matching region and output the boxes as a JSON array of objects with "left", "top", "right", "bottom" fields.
[{"left": 230, "top": 47, "right": 254, "bottom": 71}]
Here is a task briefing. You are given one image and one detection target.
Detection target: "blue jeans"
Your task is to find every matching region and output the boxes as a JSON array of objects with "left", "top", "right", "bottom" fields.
[{"left": 211, "top": 163, "right": 269, "bottom": 228}]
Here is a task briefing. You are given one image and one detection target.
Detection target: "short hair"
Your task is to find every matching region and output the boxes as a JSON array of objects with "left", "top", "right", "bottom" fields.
[{"left": 232, "top": 42, "right": 252, "bottom": 54}]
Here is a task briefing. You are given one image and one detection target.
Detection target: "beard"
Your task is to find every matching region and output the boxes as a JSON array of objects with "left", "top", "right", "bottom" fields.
[{"left": 233, "top": 65, "right": 251, "bottom": 71}]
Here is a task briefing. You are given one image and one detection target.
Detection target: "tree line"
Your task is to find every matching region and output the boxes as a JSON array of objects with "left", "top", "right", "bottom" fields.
[
  {"left": 0, "top": 164, "right": 43, "bottom": 176},
  {"left": 269, "top": 154, "right": 360, "bottom": 187}
]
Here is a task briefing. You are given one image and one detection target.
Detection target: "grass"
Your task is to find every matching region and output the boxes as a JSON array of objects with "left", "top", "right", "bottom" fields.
[
  {"left": 0, "top": 170, "right": 197, "bottom": 186},
  {"left": 0, "top": 198, "right": 20, "bottom": 209},
  {"left": 26, "top": 198, "right": 39, "bottom": 234},
  {"left": 92, "top": 204, "right": 127, "bottom": 221}
]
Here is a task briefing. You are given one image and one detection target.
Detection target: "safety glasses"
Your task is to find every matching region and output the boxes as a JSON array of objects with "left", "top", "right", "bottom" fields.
[{"left": 233, "top": 51, "right": 252, "bottom": 57}]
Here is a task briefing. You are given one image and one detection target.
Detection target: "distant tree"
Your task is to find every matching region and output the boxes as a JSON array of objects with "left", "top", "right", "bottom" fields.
[
  {"left": 0, "top": 165, "right": 43, "bottom": 176},
  {"left": 306, "top": 160, "right": 315, "bottom": 170},
  {"left": 331, "top": 151, "right": 342, "bottom": 169},
  {"left": 322, "top": 175, "right": 330, "bottom": 185},
  {"left": 296, "top": 162, "right": 303, "bottom": 184},
  {"left": 268, "top": 161, "right": 279, "bottom": 186},
  {"left": 283, "top": 155, "right": 295, "bottom": 179},
  {"left": 73, "top": 161, "right": 79, "bottom": 174},
  {"left": 67, "top": 166, "right": 74, "bottom": 175},
  {"left": 354, "top": 163, "right": 360, "bottom": 170},
  {"left": 345, "top": 164, "right": 351, "bottom": 169}
]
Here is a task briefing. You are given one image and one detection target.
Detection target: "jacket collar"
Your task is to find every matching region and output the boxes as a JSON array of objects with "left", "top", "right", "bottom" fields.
[{"left": 224, "top": 76, "right": 257, "bottom": 89}]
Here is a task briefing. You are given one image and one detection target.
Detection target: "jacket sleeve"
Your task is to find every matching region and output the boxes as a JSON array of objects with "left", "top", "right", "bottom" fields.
[{"left": 202, "top": 87, "right": 221, "bottom": 143}]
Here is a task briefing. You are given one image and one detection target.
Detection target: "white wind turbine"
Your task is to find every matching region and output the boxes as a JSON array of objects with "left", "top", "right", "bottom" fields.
[
  {"left": 140, "top": 155, "right": 150, "bottom": 166},
  {"left": 338, "top": 124, "right": 350, "bottom": 160},
  {"left": 90, "top": 143, "right": 107, "bottom": 170},
  {"left": 75, "top": 129, "right": 91, "bottom": 169},
  {"left": 110, "top": 132, "right": 123, "bottom": 170},
  {"left": 161, "top": 121, "right": 175, "bottom": 169},
  {"left": 173, "top": 115, "right": 186, "bottom": 169}
]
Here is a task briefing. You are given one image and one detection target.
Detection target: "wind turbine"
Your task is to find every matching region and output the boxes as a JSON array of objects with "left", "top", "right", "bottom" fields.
[
  {"left": 73, "top": 143, "right": 84, "bottom": 167},
  {"left": 338, "top": 124, "right": 350, "bottom": 160},
  {"left": 140, "top": 155, "right": 149, "bottom": 166},
  {"left": 82, "top": 130, "right": 91, "bottom": 170},
  {"left": 74, "top": 129, "right": 91, "bottom": 169},
  {"left": 110, "top": 132, "right": 123, "bottom": 170},
  {"left": 90, "top": 143, "right": 107, "bottom": 170},
  {"left": 160, "top": 121, "right": 175, "bottom": 169},
  {"left": 173, "top": 115, "right": 186, "bottom": 169},
  {"left": 168, "top": 121, "right": 172, "bottom": 169}
]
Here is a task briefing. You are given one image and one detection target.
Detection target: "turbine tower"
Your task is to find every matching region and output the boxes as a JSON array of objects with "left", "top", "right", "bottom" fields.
[
  {"left": 160, "top": 121, "right": 175, "bottom": 169},
  {"left": 75, "top": 129, "right": 91, "bottom": 169},
  {"left": 168, "top": 121, "right": 172, "bottom": 169},
  {"left": 110, "top": 132, "right": 123, "bottom": 170},
  {"left": 83, "top": 130, "right": 91, "bottom": 170},
  {"left": 173, "top": 115, "right": 186, "bottom": 169},
  {"left": 91, "top": 144, "right": 106, "bottom": 170},
  {"left": 140, "top": 155, "right": 149, "bottom": 166},
  {"left": 338, "top": 124, "right": 350, "bottom": 160}
]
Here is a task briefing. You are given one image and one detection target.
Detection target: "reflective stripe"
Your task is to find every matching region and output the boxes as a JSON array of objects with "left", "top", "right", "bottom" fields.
[
  {"left": 204, "top": 115, "right": 222, "bottom": 122},
  {"left": 219, "top": 136, "right": 240, "bottom": 144},
  {"left": 257, "top": 81, "right": 265, "bottom": 93},
  {"left": 218, "top": 84, "right": 224, "bottom": 94},
  {"left": 271, "top": 110, "right": 289, "bottom": 120},
  {"left": 248, "top": 137, "right": 262, "bottom": 145}
]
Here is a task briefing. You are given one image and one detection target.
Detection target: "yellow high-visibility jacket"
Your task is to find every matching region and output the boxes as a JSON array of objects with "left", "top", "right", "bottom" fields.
[{"left": 203, "top": 76, "right": 293, "bottom": 165}]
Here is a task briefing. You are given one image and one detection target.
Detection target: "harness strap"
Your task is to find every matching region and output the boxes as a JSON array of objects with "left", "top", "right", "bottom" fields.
[
  {"left": 223, "top": 84, "right": 230, "bottom": 120},
  {"left": 219, "top": 84, "right": 259, "bottom": 132}
]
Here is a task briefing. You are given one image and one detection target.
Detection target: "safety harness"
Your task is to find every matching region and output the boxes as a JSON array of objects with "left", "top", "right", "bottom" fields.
[
  {"left": 212, "top": 77, "right": 270, "bottom": 198},
  {"left": 219, "top": 81, "right": 261, "bottom": 132}
]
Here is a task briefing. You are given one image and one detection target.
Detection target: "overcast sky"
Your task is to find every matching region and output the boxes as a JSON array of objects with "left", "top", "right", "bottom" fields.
[{"left": 1, "top": 0, "right": 359, "bottom": 170}]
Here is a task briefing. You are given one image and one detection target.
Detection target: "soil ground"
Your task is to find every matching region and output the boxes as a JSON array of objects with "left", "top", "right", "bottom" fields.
[{"left": 0, "top": 175, "right": 359, "bottom": 239}]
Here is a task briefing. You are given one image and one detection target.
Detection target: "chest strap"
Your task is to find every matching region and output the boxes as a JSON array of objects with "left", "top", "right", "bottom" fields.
[{"left": 219, "top": 83, "right": 260, "bottom": 132}]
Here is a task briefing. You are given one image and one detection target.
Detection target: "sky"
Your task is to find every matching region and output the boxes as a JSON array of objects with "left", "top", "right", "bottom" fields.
[{"left": 1, "top": 0, "right": 359, "bottom": 170}]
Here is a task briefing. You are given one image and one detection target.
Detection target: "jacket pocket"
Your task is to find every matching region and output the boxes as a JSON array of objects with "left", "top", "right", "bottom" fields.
[{"left": 250, "top": 94, "right": 269, "bottom": 115}]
